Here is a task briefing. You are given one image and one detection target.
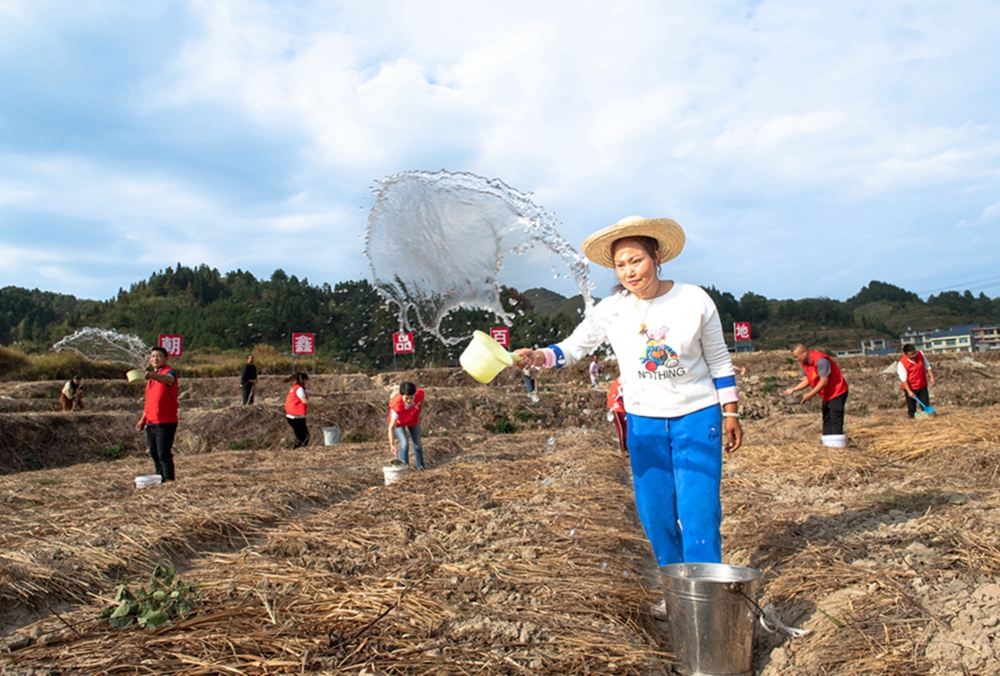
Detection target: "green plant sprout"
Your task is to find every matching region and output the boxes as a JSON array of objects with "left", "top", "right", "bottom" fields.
[{"left": 98, "top": 561, "right": 201, "bottom": 629}]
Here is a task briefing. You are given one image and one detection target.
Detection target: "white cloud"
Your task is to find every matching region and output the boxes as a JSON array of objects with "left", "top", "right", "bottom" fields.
[
  {"left": 957, "top": 201, "right": 1000, "bottom": 228},
  {"left": 2, "top": 1, "right": 1000, "bottom": 301}
]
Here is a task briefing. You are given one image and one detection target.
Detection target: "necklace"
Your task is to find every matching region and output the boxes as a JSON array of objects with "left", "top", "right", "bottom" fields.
[
  {"left": 632, "top": 279, "right": 661, "bottom": 336},
  {"left": 633, "top": 294, "right": 654, "bottom": 336}
]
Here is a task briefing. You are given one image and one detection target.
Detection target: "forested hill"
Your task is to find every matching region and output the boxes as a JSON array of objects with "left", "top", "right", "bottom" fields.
[{"left": 1, "top": 267, "right": 998, "bottom": 368}]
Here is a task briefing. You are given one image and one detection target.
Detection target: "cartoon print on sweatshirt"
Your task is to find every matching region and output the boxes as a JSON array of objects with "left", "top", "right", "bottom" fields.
[{"left": 639, "top": 325, "right": 681, "bottom": 374}]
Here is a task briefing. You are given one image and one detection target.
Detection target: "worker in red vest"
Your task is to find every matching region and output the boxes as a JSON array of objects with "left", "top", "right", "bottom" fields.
[
  {"left": 135, "top": 347, "right": 179, "bottom": 481},
  {"left": 897, "top": 344, "right": 936, "bottom": 418},
  {"left": 783, "top": 343, "right": 849, "bottom": 439},
  {"left": 606, "top": 377, "right": 628, "bottom": 455},
  {"left": 284, "top": 372, "right": 328, "bottom": 448}
]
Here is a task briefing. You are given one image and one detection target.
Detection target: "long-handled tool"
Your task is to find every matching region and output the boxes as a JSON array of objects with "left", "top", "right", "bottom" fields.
[{"left": 915, "top": 397, "right": 936, "bottom": 415}]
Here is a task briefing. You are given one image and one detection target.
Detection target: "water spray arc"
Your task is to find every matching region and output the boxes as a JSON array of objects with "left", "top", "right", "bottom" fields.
[
  {"left": 53, "top": 328, "right": 150, "bottom": 369},
  {"left": 364, "top": 170, "right": 594, "bottom": 345}
]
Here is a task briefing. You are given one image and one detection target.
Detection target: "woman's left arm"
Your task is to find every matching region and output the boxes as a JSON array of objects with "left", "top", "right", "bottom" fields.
[
  {"left": 722, "top": 403, "right": 743, "bottom": 453},
  {"left": 700, "top": 295, "right": 742, "bottom": 452}
]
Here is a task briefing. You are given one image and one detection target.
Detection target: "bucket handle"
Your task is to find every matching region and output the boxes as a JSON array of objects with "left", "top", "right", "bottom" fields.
[{"left": 728, "top": 583, "right": 811, "bottom": 638}]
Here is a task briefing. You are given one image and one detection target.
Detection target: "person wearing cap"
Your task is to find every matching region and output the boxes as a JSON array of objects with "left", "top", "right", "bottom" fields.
[
  {"left": 514, "top": 215, "right": 742, "bottom": 573},
  {"left": 897, "top": 343, "right": 935, "bottom": 418},
  {"left": 60, "top": 375, "right": 84, "bottom": 411}
]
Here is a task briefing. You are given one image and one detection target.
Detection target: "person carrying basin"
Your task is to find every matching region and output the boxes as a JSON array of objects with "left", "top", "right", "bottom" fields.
[
  {"left": 135, "top": 347, "right": 179, "bottom": 482},
  {"left": 388, "top": 381, "right": 426, "bottom": 470},
  {"left": 513, "top": 216, "right": 743, "bottom": 587}
]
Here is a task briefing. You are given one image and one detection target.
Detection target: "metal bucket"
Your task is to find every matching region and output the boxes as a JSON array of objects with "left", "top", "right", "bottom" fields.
[
  {"left": 322, "top": 426, "right": 340, "bottom": 445},
  {"left": 660, "top": 563, "right": 762, "bottom": 676}
]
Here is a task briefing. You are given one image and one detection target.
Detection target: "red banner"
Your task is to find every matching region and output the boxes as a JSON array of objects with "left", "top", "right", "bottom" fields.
[
  {"left": 158, "top": 334, "right": 183, "bottom": 357},
  {"left": 292, "top": 332, "right": 315, "bottom": 355},
  {"left": 393, "top": 332, "right": 414, "bottom": 354},
  {"left": 489, "top": 327, "right": 510, "bottom": 348}
]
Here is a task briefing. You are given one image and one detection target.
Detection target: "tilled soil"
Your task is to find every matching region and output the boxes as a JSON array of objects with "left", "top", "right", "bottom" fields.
[{"left": 1, "top": 353, "right": 998, "bottom": 675}]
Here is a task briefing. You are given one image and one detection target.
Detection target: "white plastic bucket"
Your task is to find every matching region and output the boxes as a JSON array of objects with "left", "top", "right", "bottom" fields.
[
  {"left": 135, "top": 474, "right": 162, "bottom": 489},
  {"left": 322, "top": 426, "right": 340, "bottom": 445},
  {"left": 383, "top": 460, "right": 410, "bottom": 485},
  {"left": 126, "top": 369, "right": 146, "bottom": 384},
  {"left": 821, "top": 434, "right": 847, "bottom": 448},
  {"left": 459, "top": 330, "right": 515, "bottom": 384}
]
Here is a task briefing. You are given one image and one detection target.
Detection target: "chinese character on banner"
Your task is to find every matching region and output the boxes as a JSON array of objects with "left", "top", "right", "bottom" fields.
[
  {"left": 292, "top": 333, "right": 315, "bottom": 355},
  {"left": 489, "top": 327, "right": 510, "bottom": 348},
  {"left": 158, "top": 334, "right": 183, "bottom": 357},
  {"left": 393, "top": 332, "right": 414, "bottom": 354},
  {"left": 733, "top": 322, "right": 751, "bottom": 342}
]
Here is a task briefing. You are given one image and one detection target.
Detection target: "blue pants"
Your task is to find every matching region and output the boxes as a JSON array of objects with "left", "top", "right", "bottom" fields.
[
  {"left": 627, "top": 405, "right": 723, "bottom": 566},
  {"left": 394, "top": 424, "right": 424, "bottom": 469}
]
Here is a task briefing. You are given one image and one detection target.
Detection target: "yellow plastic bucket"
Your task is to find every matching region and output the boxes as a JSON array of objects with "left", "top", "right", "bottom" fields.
[
  {"left": 459, "top": 330, "right": 517, "bottom": 384},
  {"left": 126, "top": 369, "right": 146, "bottom": 384}
]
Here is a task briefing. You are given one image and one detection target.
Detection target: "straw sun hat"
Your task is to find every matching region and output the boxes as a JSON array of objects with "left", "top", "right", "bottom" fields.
[{"left": 581, "top": 215, "right": 685, "bottom": 269}]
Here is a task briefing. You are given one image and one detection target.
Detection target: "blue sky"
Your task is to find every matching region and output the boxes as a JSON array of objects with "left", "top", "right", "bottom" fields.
[{"left": 2, "top": 1, "right": 999, "bottom": 304}]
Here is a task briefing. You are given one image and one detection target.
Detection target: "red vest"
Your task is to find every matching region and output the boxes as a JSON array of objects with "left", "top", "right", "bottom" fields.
[
  {"left": 607, "top": 378, "right": 626, "bottom": 414},
  {"left": 801, "top": 350, "right": 848, "bottom": 402},
  {"left": 899, "top": 351, "right": 929, "bottom": 390},
  {"left": 285, "top": 385, "right": 307, "bottom": 417},
  {"left": 388, "top": 389, "right": 424, "bottom": 427},
  {"left": 144, "top": 367, "right": 178, "bottom": 424}
]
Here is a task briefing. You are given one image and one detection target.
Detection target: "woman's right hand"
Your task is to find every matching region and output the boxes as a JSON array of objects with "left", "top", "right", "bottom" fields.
[{"left": 513, "top": 348, "right": 542, "bottom": 368}]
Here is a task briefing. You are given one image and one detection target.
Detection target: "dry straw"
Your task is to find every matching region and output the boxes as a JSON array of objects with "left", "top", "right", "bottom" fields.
[{"left": 2, "top": 365, "right": 1000, "bottom": 674}]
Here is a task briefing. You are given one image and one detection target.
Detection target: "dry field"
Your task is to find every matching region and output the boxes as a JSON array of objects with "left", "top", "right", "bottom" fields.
[{"left": 1, "top": 352, "right": 999, "bottom": 675}]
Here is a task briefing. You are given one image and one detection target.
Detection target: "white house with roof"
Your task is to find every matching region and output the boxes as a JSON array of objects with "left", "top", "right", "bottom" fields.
[
  {"left": 972, "top": 325, "right": 1000, "bottom": 351},
  {"left": 921, "top": 325, "right": 979, "bottom": 354},
  {"left": 900, "top": 327, "right": 939, "bottom": 352}
]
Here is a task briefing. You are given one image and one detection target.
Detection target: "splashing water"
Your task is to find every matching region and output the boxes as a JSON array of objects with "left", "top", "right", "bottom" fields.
[
  {"left": 364, "top": 170, "right": 594, "bottom": 344},
  {"left": 53, "top": 328, "right": 150, "bottom": 369}
]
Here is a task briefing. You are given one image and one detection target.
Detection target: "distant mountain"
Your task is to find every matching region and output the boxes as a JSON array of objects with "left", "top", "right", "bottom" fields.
[{"left": 522, "top": 288, "right": 590, "bottom": 320}]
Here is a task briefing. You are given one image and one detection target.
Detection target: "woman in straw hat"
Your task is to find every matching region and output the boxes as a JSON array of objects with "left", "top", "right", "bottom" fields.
[{"left": 515, "top": 215, "right": 742, "bottom": 572}]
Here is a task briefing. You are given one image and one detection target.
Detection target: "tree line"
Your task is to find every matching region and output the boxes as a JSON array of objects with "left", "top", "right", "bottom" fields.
[
  {"left": 2, "top": 268, "right": 999, "bottom": 368},
  {"left": 0, "top": 265, "right": 576, "bottom": 370}
]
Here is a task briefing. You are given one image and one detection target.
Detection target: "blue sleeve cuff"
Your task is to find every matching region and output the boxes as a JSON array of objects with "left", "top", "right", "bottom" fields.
[
  {"left": 713, "top": 375, "right": 737, "bottom": 390},
  {"left": 547, "top": 344, "right": 567, "bottom": 368}
]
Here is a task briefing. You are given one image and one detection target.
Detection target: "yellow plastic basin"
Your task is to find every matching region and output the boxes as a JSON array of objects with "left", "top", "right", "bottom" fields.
[{"left": 459, "top": 330, "right": 516, "bottom": 384}]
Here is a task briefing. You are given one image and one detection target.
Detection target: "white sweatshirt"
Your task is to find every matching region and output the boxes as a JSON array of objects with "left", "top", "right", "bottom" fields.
[{"left": 541, "top": 282, "right": 739, "bottom": 418}]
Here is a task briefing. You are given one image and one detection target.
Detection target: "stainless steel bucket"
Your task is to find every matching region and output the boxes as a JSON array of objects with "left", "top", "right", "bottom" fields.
[{"left": 660, "top": 563, "right": 762, "bottom": 676}]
